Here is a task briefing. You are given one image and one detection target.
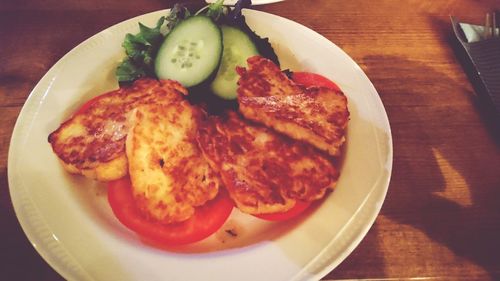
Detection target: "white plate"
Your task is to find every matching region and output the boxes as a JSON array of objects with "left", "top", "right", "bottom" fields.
[{"left": 8, "top": 9, "right": 392, "bottom": 281}]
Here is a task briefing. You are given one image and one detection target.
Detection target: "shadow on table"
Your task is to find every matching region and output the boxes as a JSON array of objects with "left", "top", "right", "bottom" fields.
[
  {"left": 324, "top": 224, "right": 385, "bottom": 279},
  {"left": 359, "top": 54, "right": 500, "bottom": 279}
]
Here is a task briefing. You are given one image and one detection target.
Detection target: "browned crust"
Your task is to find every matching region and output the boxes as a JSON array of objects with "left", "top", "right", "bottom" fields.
[
  {"left": 197, "top": 112, "right": 339, "bottom": 215},
  {"left": 48, "top": 79, "right": 187, "bottom": 181},
  {"left": 236, "top": 56, "right": 349, "bottom": 156},
  {"left": 127, "top": 102, "right": 220, "bottom": 223}
]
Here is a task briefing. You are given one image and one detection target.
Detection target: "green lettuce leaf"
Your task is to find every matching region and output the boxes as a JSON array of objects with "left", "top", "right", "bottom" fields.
[
  {"left": 165, "top": 3, "right": 191, "bottom": 32},
  {"left": 205, "top": 0, "right": 228, "bottom": 21},
  {"left": 116, "top": 58, "right": 147, "bottom": 82},
  {"left": 116, "top": 17, "right": 165, "bottom": 82}
]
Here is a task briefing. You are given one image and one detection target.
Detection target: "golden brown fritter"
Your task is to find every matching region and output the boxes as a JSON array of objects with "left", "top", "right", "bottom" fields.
[
  {"left": 48, "top": 79, "right": 186, "bottom": 181},
  {"left": 237, "top": 56, "right": 349, "bottom": 156},
  {"left": 126, "top": 102, "right": 221, "bottom": 224},
  {"left": 197, "top": 112, "right": 339, "bottom": 215}
]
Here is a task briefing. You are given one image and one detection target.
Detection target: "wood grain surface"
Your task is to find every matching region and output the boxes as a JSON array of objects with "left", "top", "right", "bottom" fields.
[{"left": 1, "top": 0, "right": 499, "bottom": 280}]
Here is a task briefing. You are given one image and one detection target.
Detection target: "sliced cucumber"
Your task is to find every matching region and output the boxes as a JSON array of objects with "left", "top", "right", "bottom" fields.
[
  {"left": 210, "top": 25, "right": 259, "bottom": 100},
  {"left": 155, "top": 16, "right": 222, "bottom": 88}
]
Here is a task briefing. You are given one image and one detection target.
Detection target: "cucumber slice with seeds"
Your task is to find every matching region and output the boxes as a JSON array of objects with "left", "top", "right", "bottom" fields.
[
  {"left": 210, "top": 25, "right": 259, "bottom": 100},
  {"left": 155, "top": 16, "right": 222, "bottom": 88}
]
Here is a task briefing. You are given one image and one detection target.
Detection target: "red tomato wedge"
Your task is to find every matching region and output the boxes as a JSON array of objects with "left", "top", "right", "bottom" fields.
[
  {"left": 292, "top": 72, "right": 341, "bottom": 91},
  {"left": 75, "top": 94, "right": 106, "bottom": 114},
  {"left": 252, "top": 72, "right": 338, "bottom": 222},
  {"left": 254, "top": 200, "right": 312, "bottom": 221},
  {"left": 108, "top": 177, "right": 233, "bottom": 245}
]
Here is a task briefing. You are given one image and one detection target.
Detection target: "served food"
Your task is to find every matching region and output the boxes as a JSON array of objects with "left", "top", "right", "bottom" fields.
[
  {"left": 210, "top": 25, "right": 259, "bottom": 99},
  {"left": 47, "top": 0, "right": 350, "bottom": 246},
  {"left": 48, "top": 79, "right": 186, "bottom": 181},
  {"left": 237, "top": 56, "right": 349, "bottom": 156},
  {"left": 108, "top": 177, "right": 233, "bottom": 245},
  {"left": 116, "top": 0, "right": 278, "bottom": 98},
  {"left": 197, "top": 111, "right": 339, "bottom": 215},
  {"left": 155, "top": 16, "right": 223, "bottom": 88},
  {"left": 126, "top": 102, "right": 221, "bottom": 224}
]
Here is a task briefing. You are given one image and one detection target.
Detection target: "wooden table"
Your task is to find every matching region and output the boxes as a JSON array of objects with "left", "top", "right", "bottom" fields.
[{"left": 1, "top": 0, "right": 499, "bottom": 280}]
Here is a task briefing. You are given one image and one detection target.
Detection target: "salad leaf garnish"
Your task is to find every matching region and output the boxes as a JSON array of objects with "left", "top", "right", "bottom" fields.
[
  {"left": 194, "top": 0, "right": 227, "bottom": 21},
  {"left": 115, "top": 0, "right": 281, "bottom": 83},
  {"left": 165, "top": 4, "right": 191, "bottom": 32},
  {"left": 116, "top": 58, "right": 147, "bottom": 82},
  {"left": 227, "top": 0, "right": 252, "bottom": 21},
  {"left": 117, "top": 17, "right": 165, "bottom": 83},
  {"left": 205, "top": 0, "right": 228, "bottom": 21}
]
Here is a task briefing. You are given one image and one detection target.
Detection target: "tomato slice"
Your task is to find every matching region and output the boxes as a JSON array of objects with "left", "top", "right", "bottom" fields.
[
  {"left": 75, "top": 94, "right": 106, "bottom": 115},
  {"left": 292, "top": 72, "right": 341, "bottom": 91},
  {"left": 254, "top": 200, "right": 312, "bottom": 221},
  {"left": 108, "top": 177, "right": 233, "bottom": 245}
]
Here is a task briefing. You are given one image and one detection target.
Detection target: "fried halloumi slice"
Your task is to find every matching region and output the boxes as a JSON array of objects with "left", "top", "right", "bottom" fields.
[
  {"left": 197, "top": 112, "right": 338, "bottom": 215},
  {"left": 48, "top": 79, "right": 186, "bottom": 181},
  {"left": 237, "top": 56, "right": 349, "bottom": 156},
  {"left": 126, "top": 102, "right": 221, "bottom": 224}
]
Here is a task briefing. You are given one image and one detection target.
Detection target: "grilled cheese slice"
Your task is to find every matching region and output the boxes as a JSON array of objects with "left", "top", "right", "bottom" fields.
[
  {"left": 127, "top": 102, "right": 221, "bottom": 224},
  {"left": 197, "top": 112, "right": 338, "bottom": 215},
  {"left": 48, "top": 79, "right": 186, "bottom": 181},
  {"left": 237, "top": 56, "right": 349, "bottom": 156}
]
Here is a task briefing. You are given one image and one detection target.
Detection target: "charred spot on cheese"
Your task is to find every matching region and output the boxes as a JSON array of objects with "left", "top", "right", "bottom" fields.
[
  {"left": 126, "top": 102, "right": 221, "bottom": 224},
  {"left": 236, "top": 56, "right": 349, "bottom": 157},
  {"left": 48, "top": 79, "right": 187, "bottom": 181},
  {"left": 197, "top": 112, "right": 339, "bottom": 215}
]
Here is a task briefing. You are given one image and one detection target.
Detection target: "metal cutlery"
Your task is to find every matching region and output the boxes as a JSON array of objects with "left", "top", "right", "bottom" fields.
[{"left": 484, "top": 11, "right": 499, "bottom": 39}]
